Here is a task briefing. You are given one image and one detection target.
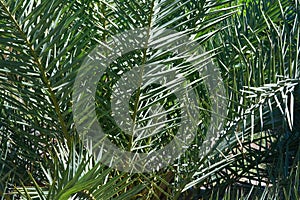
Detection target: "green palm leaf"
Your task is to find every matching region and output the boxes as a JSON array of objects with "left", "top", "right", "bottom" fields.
[{"left": 0, "top": 0, "right": 299, "bottom": 199}]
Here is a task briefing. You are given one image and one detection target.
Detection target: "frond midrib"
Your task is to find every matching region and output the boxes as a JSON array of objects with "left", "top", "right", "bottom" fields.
[{"left": 0, "top": 0, "right": 69, "bottom": 141}]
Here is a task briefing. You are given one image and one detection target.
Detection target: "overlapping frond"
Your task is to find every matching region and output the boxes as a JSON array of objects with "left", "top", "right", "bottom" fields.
[{"left": 0, "top": 0, "right": 299, "bottom": 199}]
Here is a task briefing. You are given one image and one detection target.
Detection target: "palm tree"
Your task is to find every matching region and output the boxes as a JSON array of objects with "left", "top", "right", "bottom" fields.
[{"left": 0, "top": 0, "right": 299, "bottom": 199}]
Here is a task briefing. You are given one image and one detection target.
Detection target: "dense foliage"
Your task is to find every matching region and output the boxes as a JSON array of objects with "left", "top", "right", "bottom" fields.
[{"left": 0, "top": 0, "right": 299, "bottom": 199}]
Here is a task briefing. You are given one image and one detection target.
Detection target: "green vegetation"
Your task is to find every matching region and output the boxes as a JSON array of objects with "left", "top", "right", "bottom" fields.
[{"left": 0, "top": 0, "right": 299, "bottom": 199}]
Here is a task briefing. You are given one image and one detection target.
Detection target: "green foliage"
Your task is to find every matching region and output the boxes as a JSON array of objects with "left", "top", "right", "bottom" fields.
[{"left": 0, "top": 0, "right": 299, "bottom": 199}]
